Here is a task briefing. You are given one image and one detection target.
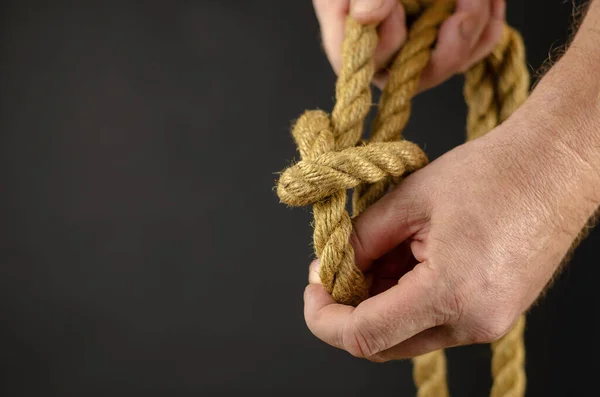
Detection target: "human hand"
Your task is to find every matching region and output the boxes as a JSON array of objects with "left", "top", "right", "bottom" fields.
[
  {"left": 312, "top": 0, "right": 506, "bottom": 91},
  {"left": 302, "top": 111, "right": 598, "bottom": 362}
]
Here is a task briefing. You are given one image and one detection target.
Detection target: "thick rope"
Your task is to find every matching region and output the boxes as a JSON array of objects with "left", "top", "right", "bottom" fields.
[
  {"left": 356, "top": 3, "right": 455, "bottom": 396},
  {"left": 275, "top": 0, "right": 590, "bottom": 396},
  {"left": 310, "top": 16, "right": 380, "bottom": 307},
  {"left": 277, "top": 140, "right": 427, "bottom": 207},
  {"left": 353, "top": 0, "right": 454, "bottom": 215},
  {"left": 290, "top": 109, "right": 370, "bottom": 307}
]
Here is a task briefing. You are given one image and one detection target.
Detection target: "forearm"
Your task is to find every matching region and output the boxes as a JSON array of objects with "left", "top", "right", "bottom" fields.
[
  {"left": 527, "top": 0, "right": 600, "bottom": 164},
  {"left": 485, "top": 1, "right": 600, "bottom": 241}
]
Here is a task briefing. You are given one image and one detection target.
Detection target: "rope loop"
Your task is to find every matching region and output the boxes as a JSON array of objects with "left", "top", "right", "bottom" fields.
[{"left": 277, "top": 110, "right": 428, "bottom": 207}]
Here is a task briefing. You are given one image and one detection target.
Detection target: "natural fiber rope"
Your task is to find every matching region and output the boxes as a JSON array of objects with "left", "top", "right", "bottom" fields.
[{"left": 276, "top": 0, "right": 542, "bottom": 395}]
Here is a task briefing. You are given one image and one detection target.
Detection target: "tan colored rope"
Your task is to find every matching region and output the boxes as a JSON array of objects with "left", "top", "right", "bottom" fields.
[
  {"left": 353, "top": 0, "right": 454, "bottom": 215},
  {"left": 277, "top": 140, "right": 427, "bottom": 207},
  {"left": 276, "top": 1, "right": 540, "bottom": 396}
]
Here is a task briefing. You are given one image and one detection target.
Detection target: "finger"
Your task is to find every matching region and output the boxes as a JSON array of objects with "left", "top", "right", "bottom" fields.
[
  {"left": 308, "top": 254, "right": 405, "bottom": 300},
  {"left": 308, "top": 259, "right": 322, "bottom": 284},
  {"left": 305, "top": 260, "right": 450, "bottom": 358},
  {"left": 417, "top": 0, "right": 491, "bottom": 92},
  {"left": 313, "top": 0, "right": 350, "bottom": 75},
  {"left": 348, "top": 263, "right": 450, "bottom": 355},
  {"left": 464, "top": 0, "right": 506, "bottom": 69},
  {"left": 308, "top": 257, "right": 396, "bottom": 304},
  {"left": 304, "top": 283, "right": 354, "bottom": 350},
  {"left": 349, "top": 0, "right": 397, "bottom": 24},
  {"left": 373, "top": 3, "right": 407, "bottom": 85},
  {"left": 455, "top": 0, "right": 492, "bottom": 47},
  {"left": 350, "top": 175, "right": 429, "bottom": 271},
  {"left": 372, "top": 326, "right": 456, "bottom": 361},
  {"left": 416, "top": 12, "right": 472, "bottom": 92},
  {"left": 310, "top": 248, "right": 413, "bottom": 297}
]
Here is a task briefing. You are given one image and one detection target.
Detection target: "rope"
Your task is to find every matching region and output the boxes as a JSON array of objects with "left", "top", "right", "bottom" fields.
[{"left": 276, "top": 0, "right": 542, "bottom": 395}]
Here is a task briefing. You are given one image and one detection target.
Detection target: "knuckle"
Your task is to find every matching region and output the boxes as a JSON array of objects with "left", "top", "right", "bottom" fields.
[
  {"left": 467, "top": 307, "right": 516, "bottom": 344},
  {"left": 444, "top": 285, "right": 467, "bottom": 324},
  {"left": 411, "top": 261, "right": 464, "bottom": 327},
  {"left": 353, "top": 0, "right": 396, "bottom": 23},
  {"left": 341, "top": 312, "right": 387, "bottom": 360},
  {"left": 461, "top": 27, "right": 504, "bottom": 73},
  {"left": 457, "top": 263, "right": 521, "bottom": 343}
]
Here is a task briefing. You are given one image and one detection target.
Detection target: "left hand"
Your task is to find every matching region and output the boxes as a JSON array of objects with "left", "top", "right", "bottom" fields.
[{"left": 312, "top": 0, "right": 507, "bottom": 91}]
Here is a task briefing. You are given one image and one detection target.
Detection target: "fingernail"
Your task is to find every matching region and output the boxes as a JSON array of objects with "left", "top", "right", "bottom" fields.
[
  {"left": 459, "top": 14, "right": 478, "bottom": 46},
  {"left": 351, "top": 0, "right": 384, "bottom": 17}
]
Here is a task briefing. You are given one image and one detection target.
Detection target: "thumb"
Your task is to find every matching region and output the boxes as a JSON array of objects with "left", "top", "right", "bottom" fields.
[
  {"left": 350, "top": 177, "right": 430, "bottom": 270},
  {"left": 350, "top": 0, "right": 397, "bottom": 24},
  {"left": 304, "top": 260, "right": 450, "bottom": 359}
]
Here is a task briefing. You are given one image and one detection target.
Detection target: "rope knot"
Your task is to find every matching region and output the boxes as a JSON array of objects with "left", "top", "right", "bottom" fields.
[{"left": 277, "top": 110, "right": 428, "bottom": 207}]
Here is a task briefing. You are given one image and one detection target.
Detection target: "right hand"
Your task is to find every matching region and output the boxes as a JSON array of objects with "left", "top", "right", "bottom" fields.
[
  {"left": 312, "top": 0, "right": 506, "bottom": 91},
  {"left": 303, "top": 108, "right": 596, "bottom": 361}
]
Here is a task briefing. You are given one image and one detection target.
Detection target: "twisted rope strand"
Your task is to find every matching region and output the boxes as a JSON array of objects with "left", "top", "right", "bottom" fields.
[
  {"left": 277, "top": 141, "right": 428, "bottom": 207},
  {"left": 372, "top": 1, "right": 454, "bottom": 144},
  {"left": 400, "top": 0, "right": 437, "bottom": 16},
  {"left": 490, "top": 27, "right": 530, "bottom": 124},
  {"left": 490, "top": 316, "right": 527, "bottom": 397},
  {"left": 353, "top": 0, "right": 454, "bottom": 215},
  {"left": 464, "top": 60, "right": 500, "bottom": 140},
  {"left": 308, "top": 16, "right": 381, "bottom": 306},
  {"left": 290, "top": 110, "right": 370, "bottom": 306},
  {"left": 360, "top": 3, "right": 457, "bottom": 396},
  {"left": 331, "top": 18, "right": 377, "bottom": 150},
  {"left": 413, "top": 350, "right": 450, "bottom": 397}
]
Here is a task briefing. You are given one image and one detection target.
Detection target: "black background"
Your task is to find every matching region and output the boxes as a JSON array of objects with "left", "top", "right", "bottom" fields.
[{"left": 0, "top": 1, "right": 597, "bottom": 396}]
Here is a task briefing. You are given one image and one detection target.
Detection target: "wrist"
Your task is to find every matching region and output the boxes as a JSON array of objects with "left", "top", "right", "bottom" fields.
[
  {"left": 489, "top": 48, "right": 600, "bottom": 241},
  {"left": 523, "top": 1, "right": 600, "bottom": 196},
  {"left": 481, "top": 47, "right": 600, "bottom": 239},
  {"left": 527, "top": 46, "right": 600, "bottom": 201}
]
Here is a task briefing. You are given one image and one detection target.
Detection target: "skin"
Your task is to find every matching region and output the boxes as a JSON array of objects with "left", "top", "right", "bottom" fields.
[
  {"left": 313, "top": 0, "right": 506, "bottom": 90},
  {"left": 304, "top": 0, "right": 600, "bottom": 362}
]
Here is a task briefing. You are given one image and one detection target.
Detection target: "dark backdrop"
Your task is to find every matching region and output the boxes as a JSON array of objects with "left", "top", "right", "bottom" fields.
[{"left": 0, "top": 1, "right": 597, "bottom": 396}]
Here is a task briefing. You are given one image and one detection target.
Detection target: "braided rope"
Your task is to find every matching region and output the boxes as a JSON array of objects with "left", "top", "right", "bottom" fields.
[{"left": 276, "top": 1, "right": 534, "bottom": 396}]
